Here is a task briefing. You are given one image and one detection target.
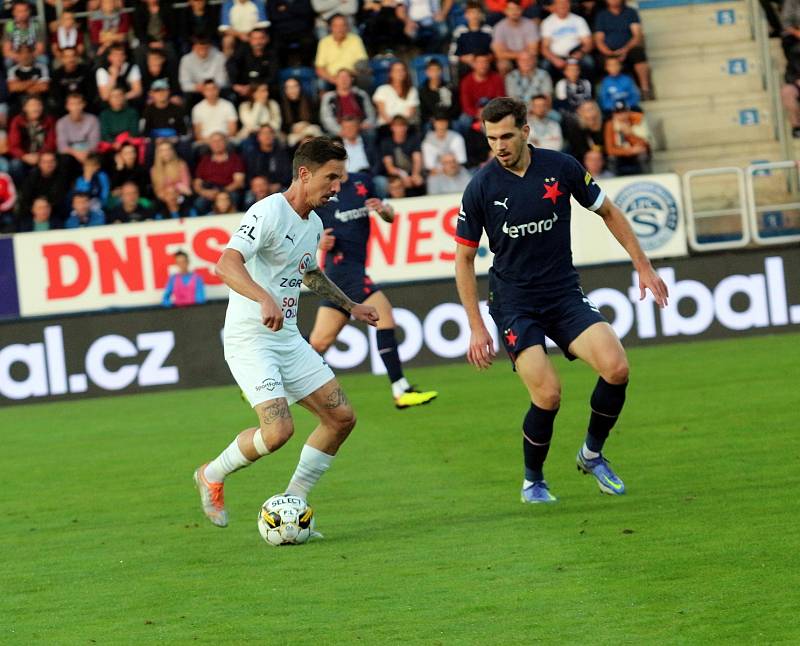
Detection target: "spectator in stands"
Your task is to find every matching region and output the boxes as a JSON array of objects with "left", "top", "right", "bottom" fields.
[
  {"left": 227, "top": 28, "right": 277, "bottom": 102},
  {"left": 320, "top": 68, "right": 376, "bottom": 136},
  {"left": 540, "top": 0, "right": 594, "bottom": 78},
  {"left": 279, "top": 76, "right": 319, "bottom": 144},
  {"left": 65, "top": 192, "right": 104, "bottom": 228},
  {"left": 484, "top": 0, "right": 538, "bottom": 26},
  {"left": 458, "top": 53, "right": 505, "bottom": 126},
  {"left": 594, "top": 0, "right": 652, "bottom": 100},
  {"left": 338, "top": 115, "right": 377, "bottom": 174},
  {"left": 141, "top": 48, "right": 181, "bottom": 104},
  {"left": 387, "top": 174, "right": 406, "bottom": 198},
  {"left": 109, "top": 142, "right": 149, "bottom": 198},
  {"left": 563, "top": 99, "right": 604, "bottom": 161},
  {"left": 191, "top": 80, "right": 238, "bottom": 145},
  {"left": 194, "top": 132, "right": 246, "bottom": 213},
  {"left": 29, "top": 196, "right": 54, "bottom": 232},
  {"left": 267, "top": 0, "right": 317, "bottom": 66},
  {"left": 7, "top": 44, "right": 49, "bottom": 110},
  {"left": 527, "top": 94, "right": 563, "bottom": 151},
  {"left": 133, "top": 0, "right": 177, "bottom": 55},
  {"left": 51, "top": 47, "right": 95, "bottom": 113},
  {"left": 401, "top": 0, "right": 450, "bottom": 53},
  {"left": 157, "top": 185, "right": 198, "bottom": 219},
  {"left": 106, "top": 181, "right": 154, "bottom": 223},
  {"left": 143, "top": 80, "right": 188, "bottom": 142},
  {"left": 314, "top": 14, "right": 368, "bottom": 87},
  {"left": 237, "top": 82, "right": 282, "bottom": 142},
  {"left": 245, "top": 174, "right": 272, "bottom": 204},
  {"left": 361, "top": 0, "right": 408, "bottom": 57},
  {"left": 0, "top": 169, "right": 17, "bottom": 232},
  {"left": 8, "top": 95, "right": 56, "bottom": 182},
  {"left": 604, "top": 100, "right": 650, "bottom": 175},
  {"left": 418, "top": 57, "right": 459, "bottom": 126},
  {"left": 88, "top": 0, "right": 131, "bottom": 58},
  {"left": 73, "top": 153, "right": 110, "bottom": 211},
  {"left": 373, "top": 60, "right": 420, "bottom": 127},
  {"left": 554, "top": 58, "right": 592, "bottom": 114},
  {"left": 151, "top": 140, "right": 193, "bottom": 204},
  {"left": 212, "top": 190, "right": 238, "bottom": 214},
  {"left": 57, "top": 93, "right": 100, "bottom": 178},
  {"left": 451, "top": 1, "right": 493, "bottom": 74},
  {"left": 311, "top": 0, "right": 358, "bottom": 40},
  {"left": 179, "top": 37, "right": 229, "bottom": 108},
  {"left": 598, "top": 56, "right": 640, "bottom": 115},
  {"left": 179, "top": 0, "right": 220, "bottom": 49},
  {"left": 491, "top": 0, "right": 539, "bottom": 75},
  {"left": 422, "top": 109, "right": 467, "bottom": 174},
  {"left": 245, "top": 124, "right": 293, "bottom": 191},
  {"left": 18, "top": 151, "right": 67, "bottom": 222},
  {"left": 3, "top": 0, "right": 46, "bottom": 70},
  {"left": 379, "top": 115, "right": 424, "bottom": 197},
  {"left": 162, "top": 250, "right": 206, "bottom": 307},
  {"left": 427, "top": 152, "right": 471, "bottom": 195},
  {"left": 583, "top": 148, "right": 614, "bottom": 179},
  {"left": 99, "top": 87, "right": 140, "bottom": 146},
  {"left": 50, "top": 11, "right": 85, "bottom": 64},
  {"left": 219, "top": 0, "right": 270, "bottom": 57},
  {"left": 96, "top": 44, "right": 143, "bottom": 105},
  {"left": 504, "top": 50, "right": 552, "bottom": 106},
  {"left": 781, "top": 71, "right": 800, "bottom": 138}
]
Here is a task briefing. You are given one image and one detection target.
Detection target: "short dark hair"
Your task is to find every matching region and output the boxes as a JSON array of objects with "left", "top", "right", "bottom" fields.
[
  {"left": 426, "top": 57, "right": 442, "bottom": 69},
  {"left": 327, "top": 12, "right": 346, "bottom": 25},
  {"left": 174, "top": 250, "right": 189, "bottom": 260},
  {"left": 481, "top": 97, "right": 527, "bottom": 128},
  {"left": 72, "top": 191, "right": 90, "bottom": 200},
  {"left": 465, "top": 0, "right": 483, "bottom": 11},
  {"left": 292, "top": 136, "right": 347, "bottom": 179},
  {"left": 531, "top": 94, "right": 548, "bottom": 102}
]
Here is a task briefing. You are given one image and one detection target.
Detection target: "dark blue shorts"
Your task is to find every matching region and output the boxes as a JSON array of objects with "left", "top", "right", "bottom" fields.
[
  {"left": 320, "top": 264, "right": 380, "bottom": 315},
  {"left": 489, "top": 288, "right": 606, "bottom": 365}
]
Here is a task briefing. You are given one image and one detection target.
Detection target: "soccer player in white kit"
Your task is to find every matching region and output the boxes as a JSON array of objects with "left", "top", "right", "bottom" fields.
[{"left": 194, "top": 137, "right": 379, "bottom": 528}]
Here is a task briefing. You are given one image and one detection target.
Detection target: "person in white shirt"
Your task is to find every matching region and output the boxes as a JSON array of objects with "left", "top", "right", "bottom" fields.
[
  {"left": 527, "top": 94, "right": 563, "bottom": 151},
  {"left": 540, "top": 0, "right": 594, "bottom": 77},
  {"left": 191, "top": 79, "right": 238, "bottom": 144},
  {"left": 194, "top": 137, "right": 379, "bottom": 530},
  {"left": 421, "top": 110, "right": 467, "bottom": 174},
  {"left": 372, "top": 60, "right": 420, "bottom": 126}
]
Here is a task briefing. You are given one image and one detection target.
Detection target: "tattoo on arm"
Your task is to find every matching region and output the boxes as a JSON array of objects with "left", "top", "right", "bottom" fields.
[
  {"left": 260, "top": 399, "right": 290, "bottom": 426},
  {"left": 324, "top": 387, "right": 349, "bottom": 409},
  {"left": 303, "top": 268, "right": 353, "bottom": 312}
]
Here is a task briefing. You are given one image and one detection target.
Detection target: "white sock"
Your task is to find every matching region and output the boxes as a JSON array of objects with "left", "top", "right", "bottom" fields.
[
  {"left": 581, "top": 443, "right": 600, "bottom": 460},
  {"left": 391, "top": 377, "right": 410, "bottom": 398},
  {"left": 205, "top": 437, "right": 252, "bottom": 483},
  {"left": 523, "top": 479, "right": 538, "bottom": 488},
  {"left": 285, "top": 444, "right": 335, "bottom": 499}
]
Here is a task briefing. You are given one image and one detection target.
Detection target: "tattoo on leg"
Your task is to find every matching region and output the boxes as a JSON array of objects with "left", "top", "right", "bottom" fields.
[
  {"left": 261, "top": 399, "right": 290, "bottom": 425},
  {"left": 324, "top": 387, "right": 349, "bottom": 409}
]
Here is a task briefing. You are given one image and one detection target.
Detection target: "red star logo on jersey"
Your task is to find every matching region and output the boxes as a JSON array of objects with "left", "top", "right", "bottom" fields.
[
  {"left": 542, "top": 180, "right": 563, "bottom": 204},
  {"left": 354, "top": 182, "right": 368, "bottom": 197},
  {"left": 504, "top": 328, "right": 518, "bottom": 347}
]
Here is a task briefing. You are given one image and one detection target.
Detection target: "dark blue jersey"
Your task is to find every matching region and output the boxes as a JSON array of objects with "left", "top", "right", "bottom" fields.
[
  {"left": 314, "top": 172, "right": 375, "bottom": 267},
  {"left": 456, "top": 146, "right": 605, "bottom": 304}
]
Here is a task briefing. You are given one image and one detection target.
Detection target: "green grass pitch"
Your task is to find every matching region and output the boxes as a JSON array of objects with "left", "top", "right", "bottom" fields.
[{"left": 3, "top": 333, "right": 799, "bottom": 644}]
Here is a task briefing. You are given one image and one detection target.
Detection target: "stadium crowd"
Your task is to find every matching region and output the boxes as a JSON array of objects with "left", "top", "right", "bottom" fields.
[{"left": 0, "top": 0, "right": 659, "bottom": 233}]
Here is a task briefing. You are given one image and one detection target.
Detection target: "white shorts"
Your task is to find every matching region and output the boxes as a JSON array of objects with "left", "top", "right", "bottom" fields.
[{"left": 225, "top": 332, "right": 335, "bottom": 407}]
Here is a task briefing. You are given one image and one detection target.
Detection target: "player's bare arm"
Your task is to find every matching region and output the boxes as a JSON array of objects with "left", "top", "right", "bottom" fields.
[
  {"left": 303, "top": 268, "right": 380, "bottom": 326},
  {"left": 365, "top": 197, "right": 395, "bottom": 223},
  {"left": 455, "top": 243, "right": 496, "bottom": 370},
  {"left": 215, "top": 248, "right": 285, "bottom": 331},
  {"left": 595, "top": 197, "right": 670, "bottom": 308}
]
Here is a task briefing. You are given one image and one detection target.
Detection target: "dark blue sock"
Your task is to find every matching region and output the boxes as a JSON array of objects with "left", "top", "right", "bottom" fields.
[
  {"left": 523, "top": 403, "right": 558, "bottom": 482},
  {"left": 585, "top": 378, "right": 628, "bottom": 453},
  {"left": 376, "top": 328, "right": 404, "bottom": 384}
]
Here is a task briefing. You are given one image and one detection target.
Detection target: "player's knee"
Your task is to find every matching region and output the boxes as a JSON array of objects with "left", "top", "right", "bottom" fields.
[
  {"left": 332, "top": 406, "right": 357, "bottom": 438},
  {"left": 604, "top": 357, "right": 630, "bottom": 385},
  {"left": 536, "top": 384, "right": 561, "bottom": 410},
  {"left": 260, "top": 418, "right": 294, "bottom": 451},
  {"left": 309, "top": 332, "right": 332, "bottom": 355}
]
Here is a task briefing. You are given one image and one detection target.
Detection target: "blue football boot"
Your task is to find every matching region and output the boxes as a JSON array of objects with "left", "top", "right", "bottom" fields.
[
  {"left": 520, "top": 480, "right": 557, "bottom": 504},
  {"left": 576, "top": 450, "right": 626, "bottom": 495}
]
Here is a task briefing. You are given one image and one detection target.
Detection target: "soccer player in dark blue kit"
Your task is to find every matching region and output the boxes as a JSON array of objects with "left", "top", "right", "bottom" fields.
[
  {"left": 455, "top": 97, "right": 669, "bottom": 503},
  {"left": 309, "top": 168, "right": 438, "bottom": 409}
]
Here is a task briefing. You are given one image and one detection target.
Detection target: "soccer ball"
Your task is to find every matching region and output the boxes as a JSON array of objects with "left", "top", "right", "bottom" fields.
[{"left": 257, "top": 494, "right": 314, "bottom": 546}]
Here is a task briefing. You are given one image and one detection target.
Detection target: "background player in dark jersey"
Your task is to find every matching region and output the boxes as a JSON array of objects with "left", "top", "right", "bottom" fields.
[
  {"left": 454, "top": 97, "right": 668, "bottom": 503},
  {"left": 310, "top": 168, "right": 438, "bottom": 410}
]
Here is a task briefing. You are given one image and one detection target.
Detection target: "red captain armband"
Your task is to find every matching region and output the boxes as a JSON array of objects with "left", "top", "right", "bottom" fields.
[{"left": 455, "top": 236, "right": 479, "bottom": 248}]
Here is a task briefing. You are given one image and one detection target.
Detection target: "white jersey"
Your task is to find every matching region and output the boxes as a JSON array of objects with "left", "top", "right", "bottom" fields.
[{"left": 224, "top": 193, "right": 323, "bottom": 343}]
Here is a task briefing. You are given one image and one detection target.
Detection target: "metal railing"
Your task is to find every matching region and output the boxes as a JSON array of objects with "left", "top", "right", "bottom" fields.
[
  {"left": 745, "top": 161, "right": 800, "bottom": 245},
  {"left": 683, "top": 167, "right": 750, "bottom": 251}
]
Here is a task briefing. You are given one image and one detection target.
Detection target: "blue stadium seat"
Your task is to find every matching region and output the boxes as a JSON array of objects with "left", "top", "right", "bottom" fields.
[
  {"left": 411, "top": 53, "right": 451, "bottom": 86},
  {"left": 279, "top": 66, "right": 317, "bottom": 98},
  {"left": 368, "top": 56, "right": 400, "bottom": 92}
]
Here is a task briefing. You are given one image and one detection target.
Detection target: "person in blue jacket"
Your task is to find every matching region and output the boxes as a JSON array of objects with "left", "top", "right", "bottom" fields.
[{"left": 598, "top": 56, "right": 641, "bottom": 115}]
